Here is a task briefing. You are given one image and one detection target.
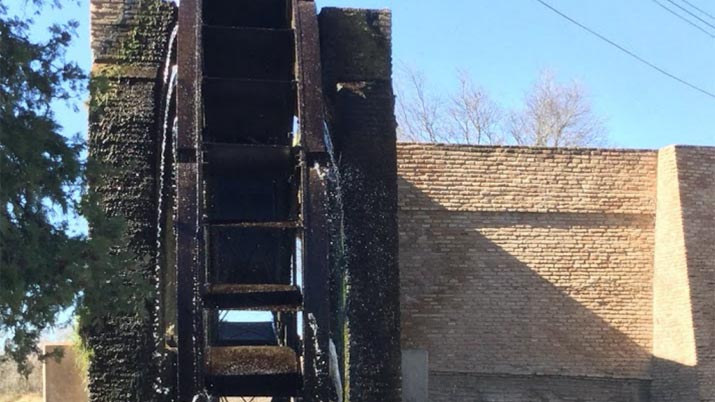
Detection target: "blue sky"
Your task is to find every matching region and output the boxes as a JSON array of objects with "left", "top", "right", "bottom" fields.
[{"left": 20, "top": 0, "right": 715, "bottom": 150}]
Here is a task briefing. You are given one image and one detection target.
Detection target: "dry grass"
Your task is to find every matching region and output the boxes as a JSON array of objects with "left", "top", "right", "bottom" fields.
[
  {"left": 0, "top": 394, "right": 43, "bottom": 402},
  {"left": 0, "top": 357, "right": 42, "bottom": 398}
]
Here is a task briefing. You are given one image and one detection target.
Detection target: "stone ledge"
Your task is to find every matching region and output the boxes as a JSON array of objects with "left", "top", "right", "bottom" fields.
[{"left": 92, "top": 63, "right": 159, "bottom": 79}]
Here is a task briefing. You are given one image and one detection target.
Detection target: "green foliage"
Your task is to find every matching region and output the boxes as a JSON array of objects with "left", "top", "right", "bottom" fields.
[
  {"left": 69, "top": 318, "right": 91, "bottom": 387},
  {"left": 87, "top": 73, "right": 112, "bottom": 116},
  {"left": 118, "top": 0, "right": 176, "bottom": 64},
  {"left": 0, "top": 1, "right": 138, "bottom": 375}
]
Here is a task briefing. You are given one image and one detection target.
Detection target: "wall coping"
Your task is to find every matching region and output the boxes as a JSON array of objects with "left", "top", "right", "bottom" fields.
[{"left": 396, "top": 142, "right": 660, "bottom": 154}]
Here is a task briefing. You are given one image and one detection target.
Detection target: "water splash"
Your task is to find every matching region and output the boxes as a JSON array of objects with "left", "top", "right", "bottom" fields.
[
  {"left": 162, "top": 25, "right": 178, "bottom": 84},
  {"left": 323, "top": 120, "right": 350, "bottom": 402},
  {"left": 152, "top": 21, "right": 178, "bottom": 399},
  {"left": 329, "top": 339, "right": 344, "bottom": 402},
  {"left": 323, "top": 120, "right": 345, "bottom": 223}
]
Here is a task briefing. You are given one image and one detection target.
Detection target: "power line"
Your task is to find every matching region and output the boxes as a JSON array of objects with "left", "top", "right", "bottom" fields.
[
  {"left": 652, "top": 0, "right": 715, "bottom": 38},
  {"left": 680, "top": 0, "right": 715, "bottom": 21},
  {"left": 534, "top": 0, "right": 715, "bottom": 100},
  {"left": 665, "top": 0, "right": 715, "bottom": 29}
]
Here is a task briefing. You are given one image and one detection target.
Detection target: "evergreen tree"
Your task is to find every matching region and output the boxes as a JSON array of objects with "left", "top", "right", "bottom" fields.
[{"left": 0, "top": 0, "right": 132, "bottom": 375}]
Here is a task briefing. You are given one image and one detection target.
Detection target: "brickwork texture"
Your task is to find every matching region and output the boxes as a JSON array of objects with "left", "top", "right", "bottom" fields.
[
  {"left": 652, "top": 146, "right": 715, "bottom": 402},
  {"left": 398, "top": 144, "right": 714, "bottom": 402},
  {"left": 320, "top": 8, "right": 402, "bottom": 402},
  {"left": 88, "top": 1, "right": 175, "bottom": 402}
]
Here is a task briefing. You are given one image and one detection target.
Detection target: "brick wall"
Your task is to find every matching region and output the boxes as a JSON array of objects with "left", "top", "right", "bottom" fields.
[
  {"left": 678, "top": 147, "right": 715, "bottom": 402},
  {"left": 652, "top": 146, "right": 715, "bottom": 402},
  {"left": 398, "top": 144, "right": 658, "bottom": 402},
  {"left": 88, "top": 1, "right": 175, "bottom": 401},
  {"left": 91, "top": 0, "right": 175, "bottom": 64},
  {"left": 320, "top": 9, "right": 401, "bottom": 402}
]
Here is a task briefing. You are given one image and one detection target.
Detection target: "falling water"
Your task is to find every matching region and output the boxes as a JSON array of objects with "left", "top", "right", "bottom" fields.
[
  {"left": 322, "top": 120, "right": 347, "bottom": 402},
  {"left": 152, "top": 22, "right": 178, "bottom": 397},
  {"left": 154, "top": 65, "right": 177, "bottom": 272},
  {"left": 322, "top": 120, "right": 347, "bottom": 278},
  {"left": 323, "top": 121, "right": 344, "bottom": 224},
  {"left": 162, "top": 25, "right": 179, "bottom": 85},
  {"left": 154, "top": 22, "right": 178, "bottom": 319}
]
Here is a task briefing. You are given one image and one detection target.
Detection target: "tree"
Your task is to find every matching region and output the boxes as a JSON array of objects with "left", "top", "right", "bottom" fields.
[
  {"left": 508, "top": 71, "right": 606, "bottom": 147},
  {"left": 394, "top": 66, "right": 607, "bottom": 147},
  {"left": 395, "top": 65, "right": 502, "bottom": 145},
  {"left": 0, "top": 0, "right": 132, "bottom": 375},
  {"left": 394, "top": 65, "right": 447, "bottom": 143},
  {"left": 448, "top": 71, "right": 503, "bottom": 145}
]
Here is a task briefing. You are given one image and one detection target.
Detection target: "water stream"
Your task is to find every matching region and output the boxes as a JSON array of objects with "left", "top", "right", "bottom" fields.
[
  {"left": 152, "top": 22, "right": 178, "bottom": 397},
  {"left": 322, "top": 121, "right": 346, "bottom": 402}
]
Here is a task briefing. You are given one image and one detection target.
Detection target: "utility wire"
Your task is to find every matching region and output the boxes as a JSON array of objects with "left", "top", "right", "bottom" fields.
[
  {"left": 665, "top": 0, "right": 715, "bottom": 29},
  {"left": 652, "top": 0, "right": 715, "bottom": 38},
  {"left": 534, "top": 0, "right": 715, "bottom": 100},
  {"left": 680, "top": 0, "right": 715, "bottom": 20}
]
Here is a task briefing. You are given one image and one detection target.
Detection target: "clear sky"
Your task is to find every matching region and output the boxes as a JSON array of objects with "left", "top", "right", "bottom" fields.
[{"left": 19, "top": 0, "right": 715, "bottom": 150}]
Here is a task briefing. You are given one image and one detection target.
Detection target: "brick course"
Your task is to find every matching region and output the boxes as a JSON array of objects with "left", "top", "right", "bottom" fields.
[{"left": 398, "top": 145, "right": 657, "bottom": 214}]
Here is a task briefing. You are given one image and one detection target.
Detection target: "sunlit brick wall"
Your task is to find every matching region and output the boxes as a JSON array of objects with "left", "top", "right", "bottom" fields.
[
  {"left": 398, "top": 144, "right": 658, "bottom": 402},
  {"left": 652, "top": 145, "right": 715, "bottom": 402}
]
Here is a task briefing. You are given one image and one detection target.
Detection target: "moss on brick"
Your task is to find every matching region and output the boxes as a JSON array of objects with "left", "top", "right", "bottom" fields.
[
  {"left": 117, "top": 0, "right": 176, "bottom": 65},
  {"left": 86, "top": 1, "right": 176, "bottom": 401}
]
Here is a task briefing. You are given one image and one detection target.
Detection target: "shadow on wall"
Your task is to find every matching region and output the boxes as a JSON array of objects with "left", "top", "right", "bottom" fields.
[
  {"left": 397, "top": 175, "right": 700, "bottom": 402},
  {"left": 650, "top": 358, "right": 699, "bottom": 402}
]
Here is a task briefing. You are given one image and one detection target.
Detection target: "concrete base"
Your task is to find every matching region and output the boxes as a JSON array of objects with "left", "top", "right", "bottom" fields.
[
  {"left": 43, "top": 343, "right": 88, "bottom": 402},
  {"left": 402, "top": 349, "right": 428, "bottom": 402}
]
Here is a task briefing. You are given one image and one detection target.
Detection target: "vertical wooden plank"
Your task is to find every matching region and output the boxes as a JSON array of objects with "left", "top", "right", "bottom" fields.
[
  {"left": 302, "top": 161, "right": 333, "bottom": 402},
  {"left": 176, "top": 0, "right": 202, "bottom": 400},
  {"left": 296, "top": 1, "right": 333, "bottom": 400},
  {"left": 175, "top": 163, "right": 199, "bottom": 401},
  {"left": 296, "top": 1, "right": 327, "bottom": 154},
  {"left": 177, "top": 0, "right": 199, "bottom": 152}
]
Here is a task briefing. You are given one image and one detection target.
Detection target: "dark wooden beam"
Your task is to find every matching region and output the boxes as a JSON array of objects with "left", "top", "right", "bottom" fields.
[
  {"left": 176, "top": 0, "right": 202, "bottom": 399},
  {"left": 296, "top": 1, "right": 326, "bottom": 154},
  {"left": 296, "top": 1, "right": 333, "bottom": 401}
]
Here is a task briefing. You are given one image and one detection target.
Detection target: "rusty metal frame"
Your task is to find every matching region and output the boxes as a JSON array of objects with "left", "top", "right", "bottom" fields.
[
  {"left": 295, "top": 1, "right": 333, "bottom": 400},
  {"left": 176, "top": 0, "right": 203, "bottom": 400}
]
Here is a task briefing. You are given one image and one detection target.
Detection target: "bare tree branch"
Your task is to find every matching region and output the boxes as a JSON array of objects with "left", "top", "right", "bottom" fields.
[
  {"left": 395, "top": 66, "right": 607, "bottom": 147},
  {"left": 508, "top": 71, "right": 607, "bottom": 147},
  {"left": 394, "top": 64, "right": 447, "bottom": 143},
  {"left": 448, "top": 71, "right": 503, "bottom": 145}
]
